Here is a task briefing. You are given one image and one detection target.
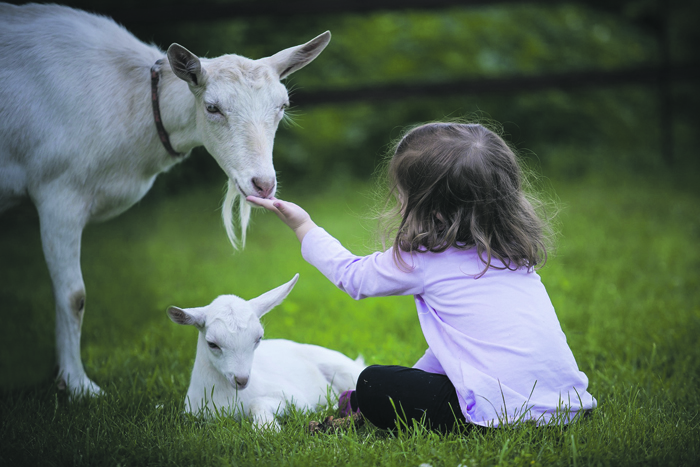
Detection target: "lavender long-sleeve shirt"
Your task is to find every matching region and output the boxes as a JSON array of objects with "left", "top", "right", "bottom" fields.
[{"left": 302, "top": 227, "right": 596, "bottom": 427}]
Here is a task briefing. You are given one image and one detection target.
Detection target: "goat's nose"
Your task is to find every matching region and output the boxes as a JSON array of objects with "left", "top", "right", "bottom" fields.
[
  {"left": 234, "top": 376, "right": 249, "bottom": 388},
  {"left": 251, "top": 177, "right": 275, "bottom": 199}
]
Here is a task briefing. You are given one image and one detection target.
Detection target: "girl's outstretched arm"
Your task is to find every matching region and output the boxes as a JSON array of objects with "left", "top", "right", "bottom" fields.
[{"left": 246, "top": 196, "right": 318, "bottom": 243}]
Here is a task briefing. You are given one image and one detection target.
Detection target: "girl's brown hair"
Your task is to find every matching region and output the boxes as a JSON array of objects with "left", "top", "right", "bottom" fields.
[{"left": 381, "top": 122, "right": 551, "bottom": 276}]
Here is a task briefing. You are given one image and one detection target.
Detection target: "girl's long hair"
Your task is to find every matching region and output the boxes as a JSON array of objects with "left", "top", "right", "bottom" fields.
[{"left": 379, "top": 122, "right": 553, "bottom": 276}]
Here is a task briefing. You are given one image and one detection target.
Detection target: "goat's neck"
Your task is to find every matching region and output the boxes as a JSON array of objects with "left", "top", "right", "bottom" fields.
[{"left": 156, "top": 69, "right": 202, "bottom": 155}]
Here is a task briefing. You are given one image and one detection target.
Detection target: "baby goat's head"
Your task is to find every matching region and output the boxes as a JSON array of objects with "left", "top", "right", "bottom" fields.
[{"left": 167, "top": 274, "right": 299, "bottom": 390}]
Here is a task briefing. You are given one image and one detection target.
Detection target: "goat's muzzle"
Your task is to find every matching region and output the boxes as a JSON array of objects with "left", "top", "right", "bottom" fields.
[
  {"left": 251, "top": 176, "right": 276, "bottom": 199},
  {"left": 234, "top": 375, "right": 249, "bottom": 389}
]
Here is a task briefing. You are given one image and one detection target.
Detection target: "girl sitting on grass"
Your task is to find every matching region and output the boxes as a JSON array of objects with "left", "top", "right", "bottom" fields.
[{"left": 247, "top": 122, "right": 596, "bottom": 432}]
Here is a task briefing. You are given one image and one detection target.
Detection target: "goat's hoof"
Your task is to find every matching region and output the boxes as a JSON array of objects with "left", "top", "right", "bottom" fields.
[
  {"left": 57, "top": 375, "right": 103, "bottom": 399},
  {"left": 56, "top": 377, "right": 67, "bottom": 391}
]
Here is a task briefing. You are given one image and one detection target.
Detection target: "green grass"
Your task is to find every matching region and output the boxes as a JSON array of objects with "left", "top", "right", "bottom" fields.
[{"left": 0, "top": 173, "right": 698, "bottom": 466}]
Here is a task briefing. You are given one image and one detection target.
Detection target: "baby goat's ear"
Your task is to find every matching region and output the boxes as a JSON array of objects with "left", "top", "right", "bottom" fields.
[
  {"left": 249, "top": 274, "right": 299, "bottom": 318},
  {"left": 167, "top": 306, "right": 205, "bottom": 327}
]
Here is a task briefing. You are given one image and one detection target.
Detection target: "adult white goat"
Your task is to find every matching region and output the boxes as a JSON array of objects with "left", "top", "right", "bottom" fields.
[
  {"left": 0, "top": 3, "right": 330, "bottom": 396},
  {"left": 167, "top": 274, "right": 365, "bottom": 429}
]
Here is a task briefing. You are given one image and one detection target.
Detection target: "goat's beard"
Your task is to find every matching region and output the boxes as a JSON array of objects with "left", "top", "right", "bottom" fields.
[{"left": 222, "top": 178, "right": 251, "bottom": 250}]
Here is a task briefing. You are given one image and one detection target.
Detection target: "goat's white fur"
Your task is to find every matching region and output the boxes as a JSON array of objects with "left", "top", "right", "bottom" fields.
[
  {"left": 167, "top": 274, "right": 365, "bottom": 429},
  {"left": 0, "top": 3, "right": 331, "bottom": 396}
]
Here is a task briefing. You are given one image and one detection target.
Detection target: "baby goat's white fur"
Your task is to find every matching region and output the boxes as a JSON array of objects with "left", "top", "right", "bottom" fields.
[
  {"left": 167, "top": 275, "right": 365, "bottom": 429},
  {"left": 0, "top": 3, "right": 330, "bottom": 396}
]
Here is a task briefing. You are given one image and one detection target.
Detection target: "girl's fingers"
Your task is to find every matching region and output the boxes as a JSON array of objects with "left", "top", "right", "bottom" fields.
[
  {"left": 246, "top": 195, "right": 276, "bottom": 210},
  {"left": 246, "top": 195, "right": 313, "bottom": 240},
  {"left": 247, "top": 196, "right": 291, "bottom": 221}
]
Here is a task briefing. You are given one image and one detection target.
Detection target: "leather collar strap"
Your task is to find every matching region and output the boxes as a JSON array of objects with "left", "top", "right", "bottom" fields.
[{"left": 150, "top": 60, "right": 182, "bottom": 157}]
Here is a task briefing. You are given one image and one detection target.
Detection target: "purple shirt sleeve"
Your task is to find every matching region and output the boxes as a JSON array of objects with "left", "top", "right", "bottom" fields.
[{"left": 301, "top": 227, "right": 424, "bottom": 300}]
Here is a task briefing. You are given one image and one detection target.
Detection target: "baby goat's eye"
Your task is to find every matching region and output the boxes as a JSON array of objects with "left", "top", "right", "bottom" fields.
[
  {"left": 205, "top": 103, "right": 221, "bottom": 114},
  {"left": 207, "top": 341, "right": 220, "bottom": 351},
  {"left": 254, "top": 336, "right": 262, "bottom": 347}
]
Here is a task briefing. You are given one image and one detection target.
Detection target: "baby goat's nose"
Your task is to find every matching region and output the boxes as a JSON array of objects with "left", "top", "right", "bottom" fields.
[
  {"left": 234, "top": 376, "right": 249, "bottom": 388},
  {"left": 252, "top": 177, "right": 275, "bottom": 199}
]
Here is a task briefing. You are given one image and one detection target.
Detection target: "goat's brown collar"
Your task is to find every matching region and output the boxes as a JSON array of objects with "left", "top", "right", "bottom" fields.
[{"left": 151, "top": 60, "right": 182, "bottom": 157}]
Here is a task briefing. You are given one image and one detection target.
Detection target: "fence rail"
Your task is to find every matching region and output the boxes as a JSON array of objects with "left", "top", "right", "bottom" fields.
[{"left": 290, "top": 63, "right": 700, "bottom": 106}]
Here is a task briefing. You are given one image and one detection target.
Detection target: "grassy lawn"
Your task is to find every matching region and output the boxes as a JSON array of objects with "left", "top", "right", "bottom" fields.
[{"left": 0, "top": 173, "right": 698, "bottom": 466}]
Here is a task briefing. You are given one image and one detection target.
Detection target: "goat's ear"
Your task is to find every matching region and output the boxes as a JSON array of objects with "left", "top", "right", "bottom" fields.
[
  {"left": 167, "top": 44, "right": 207, "bottom": 87},
  {"left": 167, "top": 306, "right": 205, "bottom": 327},
  {"left": 265, "top": 31, "right": 331, "bottom": 80},
  {"left": 249, "top": 274, "right": 300, "bottom": 318}
]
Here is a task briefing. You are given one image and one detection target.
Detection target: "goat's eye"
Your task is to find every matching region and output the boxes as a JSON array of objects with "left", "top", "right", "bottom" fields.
[
  {"left": 205, "top": 104, "right": 221, "bottom": 114},
  {"left": 207, "top": 341, "right": 220, "bottom": 350},
  {"left": 254, "top": 336, "right": 262, "bottom": 347}
]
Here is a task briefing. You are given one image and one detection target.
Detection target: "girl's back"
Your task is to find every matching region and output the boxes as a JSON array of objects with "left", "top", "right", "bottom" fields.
[{"left": 413, "top": 246, "right": 590, "bottom": 425}]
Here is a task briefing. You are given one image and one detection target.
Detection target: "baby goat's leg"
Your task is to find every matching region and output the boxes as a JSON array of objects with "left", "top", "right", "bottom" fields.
[
  {"left": 36, "top": 193, "right": 101, "bottom": 397},
  {"left": 249, "top": 397, "right": 283, "bottom": 431}
]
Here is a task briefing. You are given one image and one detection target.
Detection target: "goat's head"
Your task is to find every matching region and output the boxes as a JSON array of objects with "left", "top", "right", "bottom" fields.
[
  {"left": 166, "top": 32, "right": 331, "bottom": 249},
  {"left": 167, "top": 274, "right": 299, "bottom": 390}
]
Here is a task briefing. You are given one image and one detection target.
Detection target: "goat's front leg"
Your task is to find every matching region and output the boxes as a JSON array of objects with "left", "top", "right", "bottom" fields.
[
  {"left": 249, "top": 398, "right": 283, "bottom": 431},
  {"left": 36, "top": 195, "right": 101, "bottom": 397}
]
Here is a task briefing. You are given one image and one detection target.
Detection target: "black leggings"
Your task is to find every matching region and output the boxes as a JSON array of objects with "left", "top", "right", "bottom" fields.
[{"left": 353, "top": 365, "right": 467, "bottom": 432}]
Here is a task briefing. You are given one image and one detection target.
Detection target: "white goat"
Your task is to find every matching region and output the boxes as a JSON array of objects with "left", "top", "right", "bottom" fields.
[
  {"left": 0, "top": 3, "right": 330, "bottom": 396},
  {"left": 167, "top": 274, "right": 365, "bottom": 429}
]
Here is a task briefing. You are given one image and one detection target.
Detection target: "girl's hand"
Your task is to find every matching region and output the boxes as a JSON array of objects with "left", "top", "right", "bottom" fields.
[{"left": 246, "top": 196, "right": 318, "bottom": 243}]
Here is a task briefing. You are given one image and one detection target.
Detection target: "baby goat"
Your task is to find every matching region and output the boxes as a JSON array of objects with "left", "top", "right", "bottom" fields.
[{"left": 167, "top": 274, "right": 364, "bottom": 429}]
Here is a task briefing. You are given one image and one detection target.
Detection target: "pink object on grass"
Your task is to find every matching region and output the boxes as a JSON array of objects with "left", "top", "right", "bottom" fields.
[{"left": 338, "top": 390, "right": 359, "bottom": 417}]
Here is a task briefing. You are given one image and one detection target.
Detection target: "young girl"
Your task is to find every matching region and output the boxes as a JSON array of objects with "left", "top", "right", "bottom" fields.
[{"left": 248, "top": 122, "right": 596, "bottom": 431}]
